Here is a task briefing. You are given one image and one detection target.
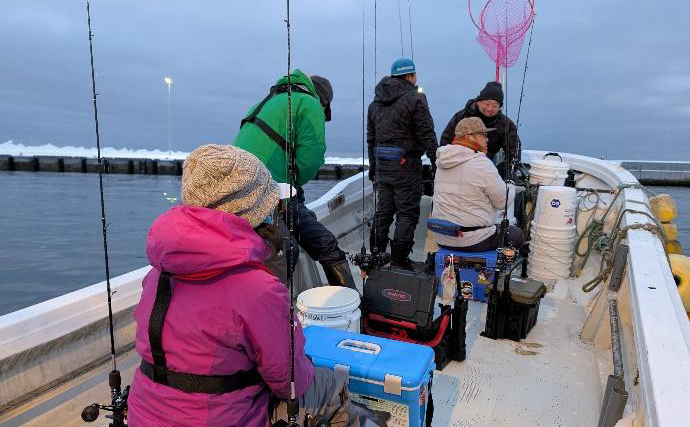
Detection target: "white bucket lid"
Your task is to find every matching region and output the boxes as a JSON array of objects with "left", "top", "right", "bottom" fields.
[{"left": 296, "top": 286, "right": 360, "bottom": 314}]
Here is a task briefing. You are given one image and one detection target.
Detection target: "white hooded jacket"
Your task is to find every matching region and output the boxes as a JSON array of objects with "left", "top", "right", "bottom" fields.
[{"left": 431, "top": 144, "right": 514, "bottom": 248}]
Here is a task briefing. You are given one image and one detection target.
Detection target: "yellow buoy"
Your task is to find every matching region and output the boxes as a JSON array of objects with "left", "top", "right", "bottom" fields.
[
  {"left": 661, "top": 222, "right": 679, "bottom": 241},
  {"left": 649, "top": 194, "right": 678, "bottom": 223},
  {"left": 666, "top": 240, "right": 684, "bottom": 255},
  {"left": 669, "top": 254, "right": 690, "bottom": 314}
]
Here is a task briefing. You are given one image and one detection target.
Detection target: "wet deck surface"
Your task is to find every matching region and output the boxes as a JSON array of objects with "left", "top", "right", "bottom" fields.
[{"left": 432, "top": 287, "right": 603, "bottom": 427}]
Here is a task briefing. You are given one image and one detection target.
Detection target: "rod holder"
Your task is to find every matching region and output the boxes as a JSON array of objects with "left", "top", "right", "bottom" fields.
[{"left": 597, "top": 375, "right": 627, "bottom": 427}]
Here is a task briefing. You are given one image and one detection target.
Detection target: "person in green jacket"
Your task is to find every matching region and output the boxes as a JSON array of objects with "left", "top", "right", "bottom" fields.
[{"left": 234, "top": 69, "right": 356, "bottom": 290}]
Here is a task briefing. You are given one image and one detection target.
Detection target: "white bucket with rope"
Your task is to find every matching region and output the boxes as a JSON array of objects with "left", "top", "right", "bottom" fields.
[
  {"left": 529, "top": 247, "right": 574, "bottom": 264},
  {"left": 529, "top": 156, "right": 570, "bottom": 186},
  {"left": 533, "top": 186, "right": 577, "bottom": 228},
  {"left": 296, "top": 286, "right": 361, "bottom": 333},
  {"left": 530, "top": 238, "right": 575, "bottom": 254},
  {"left": 531, "top": 222, "right": 577, "bottom": 238},
  {"left": 527, "top": 260, "right": 571, "bottom": 280}
]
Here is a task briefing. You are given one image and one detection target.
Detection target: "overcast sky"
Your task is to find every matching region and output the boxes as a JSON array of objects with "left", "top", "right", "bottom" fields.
[{"left": 1, "top": 0, "right": 689, "bottom": 160}]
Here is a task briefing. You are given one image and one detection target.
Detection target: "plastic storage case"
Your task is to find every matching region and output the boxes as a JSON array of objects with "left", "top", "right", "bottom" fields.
[
  {"left": 486, "top": 278, "right": 547, "bottom": 341},
  {"left": 304, "top": 326, "right": 435, "bottom": 427},
  {"left": 434, "top": 248, "right": 497, "bottom": 302},
  {"left": 363, "top": 266, "right": 438, "bottom": 329}
]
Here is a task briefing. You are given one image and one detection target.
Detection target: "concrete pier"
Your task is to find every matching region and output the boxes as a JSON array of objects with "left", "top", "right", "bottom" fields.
[
  {"left": 615, "top": 161, "right": 690, "bottom": 186},
  {"left": 0, "top": 155, "right": 366, "bottom": 180}
]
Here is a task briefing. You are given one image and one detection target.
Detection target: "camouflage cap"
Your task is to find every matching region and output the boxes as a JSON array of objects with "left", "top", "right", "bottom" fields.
[{"left": 454, "top": 117, "right": 496, "bottom": 138}]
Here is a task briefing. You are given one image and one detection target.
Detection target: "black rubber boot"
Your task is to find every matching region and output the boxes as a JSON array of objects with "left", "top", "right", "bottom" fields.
[
  {"left": 390, "top": 240, "right": 415, "bottom": 271},
  {"left": 322, "top": 259, "right": 357, "bottom": 290}
]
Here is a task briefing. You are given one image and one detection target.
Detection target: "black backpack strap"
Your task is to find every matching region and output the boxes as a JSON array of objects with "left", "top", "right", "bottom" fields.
[
  {"left": 144, "top": 271, "right": 262, "bottom": 394},
  {"left": 240, "top": 84, "right": 315, "bottom": 153},
  {"left": 148, "top": 271, "right": 173, "bottom": 383}
]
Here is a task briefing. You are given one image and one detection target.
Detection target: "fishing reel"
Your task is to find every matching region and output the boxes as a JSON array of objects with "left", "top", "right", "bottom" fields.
[
  {"left": 81, "top": 370, "right": 129, "bottom": 427},
  {"left": 349, "top": 246, "right": 391, "bottom": 275}
]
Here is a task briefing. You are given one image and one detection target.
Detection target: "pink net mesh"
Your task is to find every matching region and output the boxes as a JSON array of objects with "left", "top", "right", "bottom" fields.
[{"left": 470, "top": 0, "right": 534, "bottom": 68}]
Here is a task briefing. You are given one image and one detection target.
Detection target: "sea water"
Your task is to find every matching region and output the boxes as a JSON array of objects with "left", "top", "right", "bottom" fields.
[{"left": 0, "top": 172, "right": 337, "bottom": 315}]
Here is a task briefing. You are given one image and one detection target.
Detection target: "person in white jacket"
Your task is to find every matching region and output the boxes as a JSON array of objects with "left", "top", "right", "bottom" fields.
[{"left": 430, "top": 117, "right": 524, "bottom": 251}]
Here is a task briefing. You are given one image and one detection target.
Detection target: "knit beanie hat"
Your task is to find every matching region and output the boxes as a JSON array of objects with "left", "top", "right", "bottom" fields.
[
  {"left": 182, "top": 145, "right": 279, "bottom": 228},
  {"left": 477, "top": 81, "right": 504, "bottom": 106},
  {"left": 310, "top": 75, "right": 333, "bottom": 122}
]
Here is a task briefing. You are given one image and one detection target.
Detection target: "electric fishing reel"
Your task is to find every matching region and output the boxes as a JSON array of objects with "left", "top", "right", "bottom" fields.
[
  {"left": 349, "top": 246, "right": 391, "bottom": 275},
  {"left": 81, "top": 370, "right": 129, "bottom": 427}
]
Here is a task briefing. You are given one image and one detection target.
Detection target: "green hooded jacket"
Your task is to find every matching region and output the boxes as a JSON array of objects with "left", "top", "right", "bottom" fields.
[{"left": 234, "top": 69, "right": 326, "bottom": 187}]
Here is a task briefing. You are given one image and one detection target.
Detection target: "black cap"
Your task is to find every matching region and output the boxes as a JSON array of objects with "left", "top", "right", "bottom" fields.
[
  {"left": 310, "top": 75, "right": 333, "bottom": 122},
  {"left": 477, "top": 81, "right": 504, "bottom": 106}
]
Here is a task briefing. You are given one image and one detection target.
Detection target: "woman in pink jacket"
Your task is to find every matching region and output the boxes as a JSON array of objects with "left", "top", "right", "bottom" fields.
[{"left": 128, "top": 145, "right": 387, "bottom": 427}]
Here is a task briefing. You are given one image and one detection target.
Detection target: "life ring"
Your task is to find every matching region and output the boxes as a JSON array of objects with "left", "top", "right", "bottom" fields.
[{"left": 669, "top": 254, "right": 690, "bottom": 314}]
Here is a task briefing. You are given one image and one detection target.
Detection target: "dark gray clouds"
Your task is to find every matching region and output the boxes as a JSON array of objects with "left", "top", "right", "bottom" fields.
[{"left": 1, "top": 0, "right": 689, "bottom": 159}]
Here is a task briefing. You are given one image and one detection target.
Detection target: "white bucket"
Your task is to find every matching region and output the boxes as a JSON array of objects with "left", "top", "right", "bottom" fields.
[
  {"left": 529, "top": 250, "right": 574, "bottom": 265},
  {"left": 527, "top": 262, "right": 571, "bottom": 280},
  {"left": 533, "top": 186, "right": 577, "bottom": 228},
  {"left": 529, "top": 158, "right": 570, "bottom": 186},
  {"left": 296, "top": 286, "right": 361, "bottom": 333},
  {"left": 531, "top": 222, "right": 577, "bottom": 238},
  {"left": 529, "top": 242, "right": 574, "bottom": 261}
]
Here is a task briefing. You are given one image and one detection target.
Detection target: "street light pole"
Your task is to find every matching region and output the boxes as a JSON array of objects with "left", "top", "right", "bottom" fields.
[{"left": 164, "top": 77, "right": 173, "bottom": 158}]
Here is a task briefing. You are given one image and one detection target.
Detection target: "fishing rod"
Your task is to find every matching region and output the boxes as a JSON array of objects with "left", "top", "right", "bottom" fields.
[
  {"left": 351, "top": 0, "right": 390, "bottom": 274},
  {"left": 80, "top": 1, "right": 129, "bottom": 425},
  {"left": 483, "top": 28, "right": 521, "bottom": 340},
  {"left": 282, "top": 0, "right": 302, "bottom": 425}
]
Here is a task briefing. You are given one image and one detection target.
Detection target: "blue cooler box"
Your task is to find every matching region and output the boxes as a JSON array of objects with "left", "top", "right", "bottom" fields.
[
  {"left": 304, "top": 326, "right": 435, "bottom": 427},
  {"left": 434, "top": 248, "right": 497, "bottom": 302}
]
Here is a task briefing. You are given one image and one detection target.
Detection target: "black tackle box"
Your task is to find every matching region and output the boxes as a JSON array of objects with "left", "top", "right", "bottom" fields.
[{"left": 486, "top": 278, "right": 546, "bottom": 341}]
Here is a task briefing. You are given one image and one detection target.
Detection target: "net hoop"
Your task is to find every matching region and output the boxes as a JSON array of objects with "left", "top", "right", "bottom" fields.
[{"left": 468, "top": 0, "right": 535, "bottom": 68}]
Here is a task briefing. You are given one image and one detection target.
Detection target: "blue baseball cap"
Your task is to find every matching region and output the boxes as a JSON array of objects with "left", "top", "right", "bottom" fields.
[{"left": 390, "top": 58, "right": 416, "bottom": 76}]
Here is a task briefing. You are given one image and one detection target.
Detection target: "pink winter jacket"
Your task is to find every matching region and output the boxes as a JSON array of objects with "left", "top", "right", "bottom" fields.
[{"left": 127, "top": 206, "right": 314, "bottom": 427}]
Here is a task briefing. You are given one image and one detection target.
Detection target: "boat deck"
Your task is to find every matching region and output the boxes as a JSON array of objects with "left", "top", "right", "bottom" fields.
[
  {"left": 0, "top": 283, "right": 606, "bottom": 427},
  {"left": 434, "top": 288, "right": 604, "bottom": 427}
]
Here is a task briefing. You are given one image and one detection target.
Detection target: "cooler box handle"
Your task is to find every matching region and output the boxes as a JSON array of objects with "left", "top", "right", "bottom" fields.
[{"left": 337, "top": 339, "right": 382, "bottom": 355}]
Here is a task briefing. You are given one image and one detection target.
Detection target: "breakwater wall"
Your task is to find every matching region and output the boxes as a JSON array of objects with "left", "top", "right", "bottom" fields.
[
  {"left": 2, "top": 155, "right": 690, "bottom": 185},
  {"left": 0, "top": 155, "right": 366, "bottom": 180},
  {"left": 615, "top": 161, "right": 690, "bottom": 186}
]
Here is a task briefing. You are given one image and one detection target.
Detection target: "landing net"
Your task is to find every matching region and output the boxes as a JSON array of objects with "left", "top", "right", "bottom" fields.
[{"left": 469, "top": 0, "right": 534, "bottom": 79}]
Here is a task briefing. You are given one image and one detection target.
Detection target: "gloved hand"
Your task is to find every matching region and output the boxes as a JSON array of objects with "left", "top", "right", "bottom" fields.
[
  {"left": 368, "top": 167, "right": 375, "bottom": 182},
  {"left": 270, "top": 367, "right": 390, "bottom": 427}
]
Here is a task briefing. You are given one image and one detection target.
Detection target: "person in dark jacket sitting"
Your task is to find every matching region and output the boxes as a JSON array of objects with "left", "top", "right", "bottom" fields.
[
  {"left": 367, "top": 58, "right": 438, "bottom": 270},
  {"left": 439, "top": 82, "right": 521, "bottom": 176}
]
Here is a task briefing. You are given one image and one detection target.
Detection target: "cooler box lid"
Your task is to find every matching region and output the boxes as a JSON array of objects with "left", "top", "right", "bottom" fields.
[{"left": 304, "top": 326, "right": 435, "bottom": 390}]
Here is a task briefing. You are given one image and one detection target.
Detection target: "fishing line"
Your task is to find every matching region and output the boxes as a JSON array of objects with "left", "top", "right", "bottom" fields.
[
  {"left": 86, "top": 0, "right": 117, "bottom": 372},
  {"left": 374, "top": 0, "right": 377, "bottom": 80},
  {"left": 407, "top": 0, "right": 414, "bottom": 60},
  {"left": 397, "top": 0, "right": 405, "bottom": 57}
]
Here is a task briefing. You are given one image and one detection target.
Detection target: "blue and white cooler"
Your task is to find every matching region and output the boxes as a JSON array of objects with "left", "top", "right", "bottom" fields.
[{"left": 304, "top": 326, "right": 435, "bottom": 427}]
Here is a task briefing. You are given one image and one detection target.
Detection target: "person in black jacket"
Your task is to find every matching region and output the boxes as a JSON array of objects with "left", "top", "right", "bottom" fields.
[
  {"left": 439, "top": 82, "right": 521, "bottom": 176},
  {"left": 367, "top": 58, "right": 438, "bottom": 270}
]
